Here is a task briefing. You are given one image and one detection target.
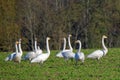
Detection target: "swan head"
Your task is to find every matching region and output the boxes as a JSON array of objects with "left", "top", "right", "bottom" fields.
[
  {"left": 103, "top": 35, "right": 107, "bottom": 38},
  {"left": 69, "top": 34, "right": 72, "bottom": 37},
  {"left": 16, "top": 41, "right": 19, "bottom": 44},
  {"left": 75, "top": 40, "right": 80, "bottom": 43},
  {"left": 19, "top": 38, "right": 22, "bottom": 43},
  {"left": 35, "top": 38, "right": 37, "bottom": 41},
  {"left": 63, "top": 37, "right": 66, "bottom": 41},
  {"left": 47, "top": 37, "right": 50, "bottom": 40}
]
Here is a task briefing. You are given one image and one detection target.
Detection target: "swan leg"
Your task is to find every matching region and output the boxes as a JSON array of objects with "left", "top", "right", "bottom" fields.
[
  {"left": 70, "top": 58, "right": 74, "bottom": 62},
  {"left": 39, "top": 61, "right": 44, "bottom": 66},
  {"left": 75, "top": 60, "right": 78, "bottom": 66}
]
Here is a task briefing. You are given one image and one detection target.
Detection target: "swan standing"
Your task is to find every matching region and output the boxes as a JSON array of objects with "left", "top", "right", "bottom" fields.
[
  {"left": 56, "top": 38, "right": 67, "bottom": 58},
  {"left": 87, "top": 35, "right": 108, "bottom": 60},
  {"left": 62, "top": 34, "right": 75, "bottom": 60},
  {"left": 5, "top": 41, "right": 18, "bottom": 61},
  {"left": 75, "top": 40, "right": 85, "bottom": 65},
  {"left": 31, "top": 37, "right": 50, "bottom": 64}
]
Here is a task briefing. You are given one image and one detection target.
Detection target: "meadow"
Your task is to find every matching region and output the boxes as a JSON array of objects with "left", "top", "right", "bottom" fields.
[{"left": 0, "top": 48, "right": 119, "bottom": 80}]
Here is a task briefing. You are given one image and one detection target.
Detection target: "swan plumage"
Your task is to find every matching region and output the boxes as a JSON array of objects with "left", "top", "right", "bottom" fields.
[
  {"left": 24, "top": 38, "right": 42, "bottom": 60},
  {"left": 56, "top": 38, "right": 67, "bottom": 58},
  {"left": 5, "top": 41, "right": 18, "bottom": 61},
  {"left": 13, "top": 39, "right": 23, "bottom": 63},
  {"left": 75, "top": 40, "right": 85, "bottom": 64},
  {"left": 31, "top": 37, "right": 50, "bottom": 64},
  {"left": 34, "top": 38, "right": 42, "bottom": 55},
  {"left": 87, "top": 35, "right": 108, "bottom": 60},
  {"left": 62, "top": 34, "right": 75, "bottom": 60}
]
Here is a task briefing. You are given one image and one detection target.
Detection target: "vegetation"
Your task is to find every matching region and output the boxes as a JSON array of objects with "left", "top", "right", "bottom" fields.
[
  {"left": 0, "top": 0, "right": 120, "bottom": 51},
  {"left": 0, "top": 48, "right": 119, "bottom": 80}
]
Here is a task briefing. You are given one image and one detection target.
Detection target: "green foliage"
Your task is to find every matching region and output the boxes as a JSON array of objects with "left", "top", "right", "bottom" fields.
[{"left": 0, "top": 49, "right": 119, "bottom": 80}]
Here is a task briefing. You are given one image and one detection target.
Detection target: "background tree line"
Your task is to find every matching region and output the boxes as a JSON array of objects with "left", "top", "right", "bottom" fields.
[{"left": 0, "top": 0, "right": 120, "bottom": 51}]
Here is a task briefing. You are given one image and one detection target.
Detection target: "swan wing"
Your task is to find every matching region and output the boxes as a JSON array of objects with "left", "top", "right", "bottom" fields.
[
  {"left": 87, "top": 50, "right": 103, "bottom": 59},
  {"left": 56, "top": 51, "right": 63, "bottom": 58},
  {"left": 24, "top": 51, "right": 35, "bottom": 60},
  {"left": 31, "top": 53, "right": 49, "bottom": 63},
  {"left": 5, "top": 52, "right": 16, "bottom": 61}
]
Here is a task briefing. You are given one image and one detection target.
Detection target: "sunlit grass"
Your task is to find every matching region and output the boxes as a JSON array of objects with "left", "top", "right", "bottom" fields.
[{"left": 0, "top": 48, "right": 119, "bottom": 80}]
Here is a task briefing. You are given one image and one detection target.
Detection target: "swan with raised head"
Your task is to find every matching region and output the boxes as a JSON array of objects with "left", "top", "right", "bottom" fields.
[
  {"left": 75, "top": 40, "right": 85, "bottom": 65},
  {"left": 56, "top": 38, "right": 67, "bottom": 58},
  {"left": 87, "top": 35, "right": 108, "bottom": 60},
  {"left": 62, "top": 34, "right": 75, "bottom": 60},
  {"left": 5, "top": 41, "right": 19, "bottom": 61},
  {"left": 34, "top": 38, "right": 42, "bottom": 56},
  {"left": 31, "top": 37, "right": 50, "bottom": 64},
  {"left": 24, "top": 38, "right": 42, "bottom": 60},
  {"left": 13, "top": 39, "right": 23, "bottom": 63}
]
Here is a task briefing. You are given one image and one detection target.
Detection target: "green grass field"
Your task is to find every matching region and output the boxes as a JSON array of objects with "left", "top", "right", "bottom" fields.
[{"left": 0, "top": 48, "right": 119, "bottom": 80}]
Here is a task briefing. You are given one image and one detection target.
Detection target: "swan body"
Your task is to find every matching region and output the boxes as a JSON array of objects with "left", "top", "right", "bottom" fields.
[
  {"left": 56, "top": 51, "right": 63, "bottom": 58},
  {"left": 24, "top": 38, "right": 42, "bottom": 60},
  {"left": 62, "top": 34, "right": 75, "bottom": 60},
  {"left": 5, "top": 41, "right": 18, "bottom": 61},
  {"left": 13, "top": 39, "right": 23, "bottom": 63},
  {"left": 34, "top": 38, "right": 42, "bottom": 56},
  {"left": 24, "top": 51, "right": 35, "bottom": 60},
  {"left": 87, "top": 35, "right": 108, "bottom": 60},
  {"left": 56, "top": 38, "right": 67, "bottom": 58},
  {"left": 31, "top": 37, "right": 50, "bottom": 64},
  {"left": 62, "top": 50, "right": 75, "bottom": 60},
  {"left": 75, "top": 40, "right": 85, "bottom": 64},
  {"left": 35, "top": 46, "right": 42, "bottom": 56}
]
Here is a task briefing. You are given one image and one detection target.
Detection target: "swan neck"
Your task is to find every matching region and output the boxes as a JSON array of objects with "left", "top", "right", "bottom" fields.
[
  {"left": 63, "top": 38, "right": 66, "bottom": 51},
  {"left": 19, "top": 40, "right": 22, "bottom": 54},
  {"left": 78, "top": 41, "right": 81, "bottom": 53},
  {"left": 15, "top": 43, "right": 18, "bottom": 53},
  {"left": 68, "top": 36, "right": 73, "bottom": 51},
  {"left": 35, "top": 40, "right": 37, "bottom": 52},
  {"left": 102, "top": 37, "right": 107, "bottom": 52},
  {"left": 46, "top": 38, "right": 50, "bottom": 54}
]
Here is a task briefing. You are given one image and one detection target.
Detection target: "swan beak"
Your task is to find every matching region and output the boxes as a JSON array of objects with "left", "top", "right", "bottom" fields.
[
  {"left": 75, "top": 40, "right": 79, "bottom": 43},
  {"left": 47, "top": 37, "right": 50, "bottom": 40},
  {"left": 103, "top": 35, "right": 107, "bottom": 38},
  {"left": 16, "top": 41, "right": 19, "bottom": 44}
]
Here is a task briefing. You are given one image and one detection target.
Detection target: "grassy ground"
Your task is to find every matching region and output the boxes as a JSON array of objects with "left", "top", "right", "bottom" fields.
[{"left": 0, "top": 48, "right": 119, "bottom": 80}]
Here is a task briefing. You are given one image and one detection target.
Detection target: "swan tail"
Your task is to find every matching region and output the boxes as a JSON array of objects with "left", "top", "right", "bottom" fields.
[{"left": 5, "top": 57, "right": 9, "bottom": 61}]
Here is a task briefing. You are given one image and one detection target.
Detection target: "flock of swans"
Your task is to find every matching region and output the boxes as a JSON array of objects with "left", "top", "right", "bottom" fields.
[{"left": 4, "top": 34, "right": 108, "bottom": 65}]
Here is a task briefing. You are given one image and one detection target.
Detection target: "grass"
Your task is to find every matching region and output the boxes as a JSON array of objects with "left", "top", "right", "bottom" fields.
[{"left": 0, "top": 48, "right": 119, "bottom": 80}]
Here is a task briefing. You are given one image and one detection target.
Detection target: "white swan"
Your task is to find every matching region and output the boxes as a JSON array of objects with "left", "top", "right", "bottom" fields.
[
  {"left": 31, "top": 37, "right": 50, "bottom": 64},
  {"left": 13, "top": 39, "right": 23, "bottom": 63},
  {"left": 24, "top": 38, "right": 42, "bottom": 60},
  {"left": 68, "top": 34, "right": 73, "bottom": 51},
  {"left": 75, "top": 40, "right": 85, "bottom": 65},
  {"left": 62, "top": 34, "right": 75, "bottom": 60},
  {"left": 87, "top": 35, "right": 108, "bottom": 60},
  {"left": 56, "top": 38, "right": 67, "bottom": 58},
  {"left": 5, "top": 41, "right": 18, "bottom": 61},
  {"left": 34, "top": 38, "right": 42, "bottom": 56}
]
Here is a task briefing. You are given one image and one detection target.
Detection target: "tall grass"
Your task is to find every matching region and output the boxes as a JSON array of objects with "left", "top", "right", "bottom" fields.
[{"left": 0, "top": 48, "right": 119, "bottom": 80}]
